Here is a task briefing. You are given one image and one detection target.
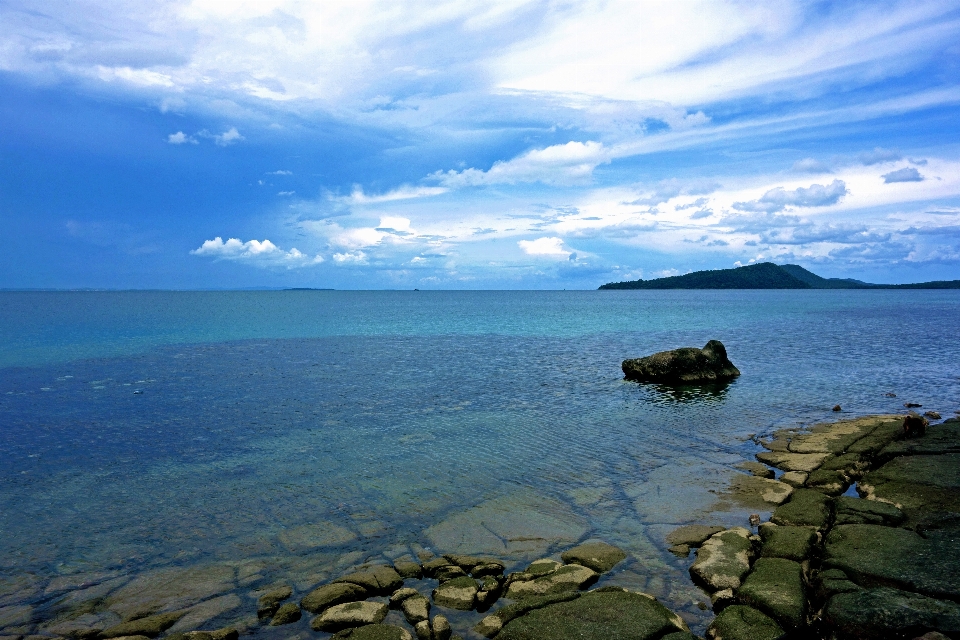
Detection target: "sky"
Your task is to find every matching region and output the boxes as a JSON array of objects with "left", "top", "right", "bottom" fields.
[{"left": 2, "top": 0, "right": 960, "bottom": 289}]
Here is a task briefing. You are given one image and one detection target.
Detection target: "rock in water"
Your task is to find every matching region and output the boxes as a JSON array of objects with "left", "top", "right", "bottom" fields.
[
  {"left": 560, "top": 542, "right": 627, "bottom": 573},
  {"left": 622, "top": 340, "right": 740, "bottom": 383}
]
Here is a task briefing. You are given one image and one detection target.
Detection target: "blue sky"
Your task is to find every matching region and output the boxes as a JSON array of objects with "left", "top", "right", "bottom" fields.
[{"left": 2, "top": 1, "right": 960, "bottom": 289}]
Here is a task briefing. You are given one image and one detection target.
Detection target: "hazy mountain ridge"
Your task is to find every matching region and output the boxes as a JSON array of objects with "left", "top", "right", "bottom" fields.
[{"left": 599, "top": 262, "right": 960, "bottom": 289}]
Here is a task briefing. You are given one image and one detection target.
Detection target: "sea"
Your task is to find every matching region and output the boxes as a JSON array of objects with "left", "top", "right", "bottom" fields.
[{"left": 1, "top": 290, "right": 958, "bottom": 636}]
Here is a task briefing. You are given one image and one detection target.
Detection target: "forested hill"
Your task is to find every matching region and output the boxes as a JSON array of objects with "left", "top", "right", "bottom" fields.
[{"left": 598, "top": 262, "right": 960, "bottom": 290}]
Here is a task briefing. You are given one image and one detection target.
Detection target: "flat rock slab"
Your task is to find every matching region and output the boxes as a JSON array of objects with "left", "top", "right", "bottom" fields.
[
  {"left": 726, "top": 475, "right": 793, "bottom": 508},
  {"left": 497, "top": 590, "right": 688, "bottom": 640},
  {"left": 278, "top": 522, "right": 358, "bottom": 553},
  {"left": 560, "top": 542, "right": 626, "bottom": 573},
  {"left": 859, "top": 454, "right": 960, "bottom": 520},
  {"left": 311, "top": 601, "right": 389, "bottom": 632},
  {"left": 823, "top": 524, "right": 960, "bottom": 600},
  {"left": 666, "top": 525, "right": 725, "bottom": 547},
  {"left": 734, "top": 462, "right": 774, "bottom": 478},
  {"left": 833, "top": 496, "right": 904, "bottom": 526},
  {"left": 763, "top": 416, "right": 901, "bottom": 455},
  {"left": 100, "top": 611, "right": 185, "bottom": 638},
  {"left": 301, "top": 582, "right": 368, "bottom": 614},
  {"left": 622, "top": 340, "right": 740, "bottom": 384},
  {"left": 736, "top": 558, "right": 806, "bottom": 629},
  {"left": 755, "top": 451, "right": 831, "bottom": 473},
  {"left": 689, "top": 528, "right": 754, "bottom": 592},
  {"left": 400, "top": 595, "right": 430, "bottom": 624},
  {"left": 105, "top": 565, "right": 235, "bottom": 620},
  {"left": 706, "top": 605, "right": 783, "bottom": 640},
  {"left": 332, "top": 624, "right": 413, "bottom": 640},
  {"left": 432, "top": 576, "right": 478, "bottom": 610},
  {"left": 824, "top": 587, "right": 960, "bottom": 639},
  {"left": 506, "top": 565, "right": 597, "bottom": 600},
  {"left": 759, "top": 525, "right": 816, "bottom": 562},
  {"left": 424, "top": 489, "right": 589, "bottom": 558},
  {"left": 770, "top": 488, "right": 832, "bottom": 529},
  {"left": 878, "top": 420, "right": 960, "bottom": 461}
]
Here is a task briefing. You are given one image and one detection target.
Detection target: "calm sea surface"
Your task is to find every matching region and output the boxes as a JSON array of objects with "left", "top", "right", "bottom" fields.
[{"left": 1, "top": 290, "right": 959, "bottom": 635}]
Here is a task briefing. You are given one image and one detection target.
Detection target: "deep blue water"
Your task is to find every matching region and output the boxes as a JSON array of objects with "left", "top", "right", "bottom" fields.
[{"left": 1, "top": 290, "right": 958, "bottom": 636}]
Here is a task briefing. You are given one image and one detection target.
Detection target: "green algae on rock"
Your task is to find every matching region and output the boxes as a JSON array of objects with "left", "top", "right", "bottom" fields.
[
  {"left": 758, "top": 524, "right": 816, "bottom": 562},
  {"left": 269, "top": 602, "right": 301, "bottom": 626},
  {"left": 496, "top": 590, "right": 688, "bottom": 640},
  {"left": 311, "top": 601, "right": 389, "bottom": 632},
  {"left": 770, "top": 488, "right": 832, "bottom": 529},
  {"left": 332, "top": 624, "right": 413, "bottom": 640},
  {"left": 689, "top": 528, "right": 754, "bottom": 592},
  {"left": 505, "top": 565, "right": 597, "bottom": 600},
  {"left": 432, "top": 576, "right": 479, "bottom": 610},
  {"left": 99, "top": 611, "right": 185, "bottom": 638},
  {"left": 824, "top": 587, "right": 960, "bottom": 639},
  {"left": 706, "top": 605, "right": 783, "bottom": 640},
  {"left": 736, "top": 557, "right": 805, "bottom": 629},
  {"left": 560, "top": 541, "right": 626, "bottom": 573},
  {"left": 300, "top": 582, "right": 367, "bottom": 614},
  {"left": 256, "top": 586, "right": 291, "bottom": 619}
]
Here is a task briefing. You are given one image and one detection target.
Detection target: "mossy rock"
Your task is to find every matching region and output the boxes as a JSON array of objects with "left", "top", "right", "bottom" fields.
[
  {"left": 393, "top": 561, "right": 422, "bottom": 579},
  {"left": 332, "top": 624, "right": 413, "bottom": 640},
  {"left": 506, "top": 565, "right": 597, "bottom": 599},
  {"left": 496, "top": 590, "right": 687, "bottom": 640},
  {"left": 823, "top": 524, "right": 960, "bottom": 600},
  {"left": 759, "top": 525, "right": 816, "bottom": 562},
  {"left": 301, "top": 582, "right": 367, "bottom": 614},
  {"left": 257, "top": 586, "right": 292, "bottom": 619},
  {"left": 100, "top": 612, "right": 185, "bottom": 638},
  {"left": 736, "top": 558, "right": 805, "bottom": 629},
  {"left": 833, "top": 496, "right": 904, "bottom": 526},
  {"left": 770, "top": 488, "right": 832, "bottom": 529},
  {"left": 311, "top": 601, "right": 389, "bottom": 632},
  {"left": 815, "top": 568, "right": 861, "bottom": 601},
  {"left": 706, "top": 605, "right": 783, "bottom": 640},
  {"left": 824, "top": 587, "right": 960, "bottom": 639},
  {"left": 665, "top": 525, "right": 725, "bottom": 547},
  {"left": 859, "top": 453, "right": 960, "bottom": 521},
  {"left": 474, "top": 592, "right": 581, "bottom": 637},
  {"left": 804, "top": 469, "right": 848, "bottom": 495},
  {"left": 689, "top": 528, "right": 754, "bottom": 592},
  {"left": 877, "top": 420, "right": 960, "bottom": 461},
  {"left": 433, "top": 576, "right": 479, "bottom": 610},
  {"left": 270, "top": 602, "right": 301, "bottom": 626},
  {"left": 333, "top": 566, "right": 404, "bottom": 595},
  {"left": 734, "top": 461, "right": 775, "bottom": 478},
  {"left": 560, "top": 542, "right": 627, "bottom": 573}
]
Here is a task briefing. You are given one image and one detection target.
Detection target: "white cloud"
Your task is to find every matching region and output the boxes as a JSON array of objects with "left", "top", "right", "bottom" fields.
[
  {"left": 433, "top": 141, "right": 611, "bottom": 187},
  {"left": 96, "top": 65, "right": 175, "bottom": 87},
  {"left": 332, "top": 251, "right": 368, "bottom": 264},
  {"left": 191, "top": 237, "right": 322, "bottom": 267},
  {"left": 277, "top": 190, "right": 295, "bottom": 196},
  {"left": 733, "top": 180, "right": 848, "bottom": 213},
  {"left": 267, "top": 170, "right": 293, "bottom": 175},
  {"left": 339, "top": 185, "right": 448, "bottom": 205},
  {"left": 882, "top": 167, "right": 924, "bottom": 183},
  {"left": 167, "top": 131, "right": 197, "bottom": 144},
  {"left": 518, "top": 237, "right": 572, "bottom": 259},
  {"left": 212, "top": 127, "right": 243, "bottom": 146},
  {"left": 859, "top": 147, "right": 902, "bottom": 165},
  {"left": 792, "top": 158, "right": 830, "bottom": 173}
]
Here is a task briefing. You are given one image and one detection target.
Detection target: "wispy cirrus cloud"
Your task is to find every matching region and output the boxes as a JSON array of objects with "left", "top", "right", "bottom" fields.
[{"left": 431, "top": 141, "right": 612, "bottom": 187}]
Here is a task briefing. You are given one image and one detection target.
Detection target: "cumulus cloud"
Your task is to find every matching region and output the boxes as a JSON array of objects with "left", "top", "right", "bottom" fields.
[
  {"left": 432, "top": 141, "right": 611, "bottom": 187},
  {"left": 733, "top": 180, "right": 847, "bottom": 213},
  {"left": 518, "top": 237, "right": 573, "bottom": 259},
  {"left": 191, "top": 237, "right": 323, "bottom": 267},
  {"left": 332, "top": 251, "right": 368, "bottom": 264},
  {"left": 167, "top": 131, "right": 197, "bottom": 144},
  {"left": 882, "top": 167, "right": 924, "bottom": 183},
  {"left": 859, "top": 147, "right": 901, "bottom": 165},
  {"left": 196, "top": 127, "right": 244, "bottom": 146},
  {"left": 792, "top": 158, "right": 830, "bottom": 173}
]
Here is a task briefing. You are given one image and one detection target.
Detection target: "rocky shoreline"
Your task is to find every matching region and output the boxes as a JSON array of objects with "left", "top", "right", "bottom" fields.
[{"left": 2, "top": 412, "right": 957, "bottom": 640}]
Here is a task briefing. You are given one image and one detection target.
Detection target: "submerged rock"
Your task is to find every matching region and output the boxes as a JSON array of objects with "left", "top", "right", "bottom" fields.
[
  {"left": 99, "top": 612, "right": 185, "bottom": 638},
  {"left": 496, "top": 590, "right": 689, "bottom": 640},
  {"left": 560, "top": 542, "right": 626, "bottom": 573},
  {"left": 734, "top": 462, "right": 774, "bottom": 479},
  {"left": 270, "top": 602, "right": 301, "bottom": 626},
  {"left": 257, "top": 586, "right": 292, "bottom": 619},
  {"left": 689, "top": 528, "right": 755, "bottom": 592},
  {"left": 706, "top": 605, "right": 783, "bottom": 640},
  {"left": 333, "top": 567, "right": 404, "bottom": 596},
  {"left": 622, "top": 340, "right": 740, "bottom": 384}
]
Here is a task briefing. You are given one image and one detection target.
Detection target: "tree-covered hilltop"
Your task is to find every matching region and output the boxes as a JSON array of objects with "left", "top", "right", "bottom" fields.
[{"left": 599, "top": 262, "right": 960, "bottom": 289}]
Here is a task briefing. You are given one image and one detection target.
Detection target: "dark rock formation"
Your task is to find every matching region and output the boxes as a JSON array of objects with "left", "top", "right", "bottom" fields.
[{"left": 622, "top": 340, "right": 740, "bottom": 383}]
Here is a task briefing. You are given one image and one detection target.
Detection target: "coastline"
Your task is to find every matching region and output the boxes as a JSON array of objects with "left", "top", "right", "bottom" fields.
[{"left": 3, "top": 410, "right": 957, "bottom": 640}]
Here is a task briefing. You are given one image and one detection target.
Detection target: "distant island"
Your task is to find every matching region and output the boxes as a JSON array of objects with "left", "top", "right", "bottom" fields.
[{"left": 598, "top": 262, "right": 960, "bottom": 290}]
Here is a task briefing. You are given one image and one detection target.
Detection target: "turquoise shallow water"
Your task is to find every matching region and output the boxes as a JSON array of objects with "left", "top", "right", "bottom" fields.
[{"left": 1, "top": 290, "right": 959, "bottom": 636}]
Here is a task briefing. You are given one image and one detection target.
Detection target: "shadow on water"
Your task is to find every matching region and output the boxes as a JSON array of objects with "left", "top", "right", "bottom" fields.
[{"left": 631, "top": 378, "right": 736, "bottom": 405}]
